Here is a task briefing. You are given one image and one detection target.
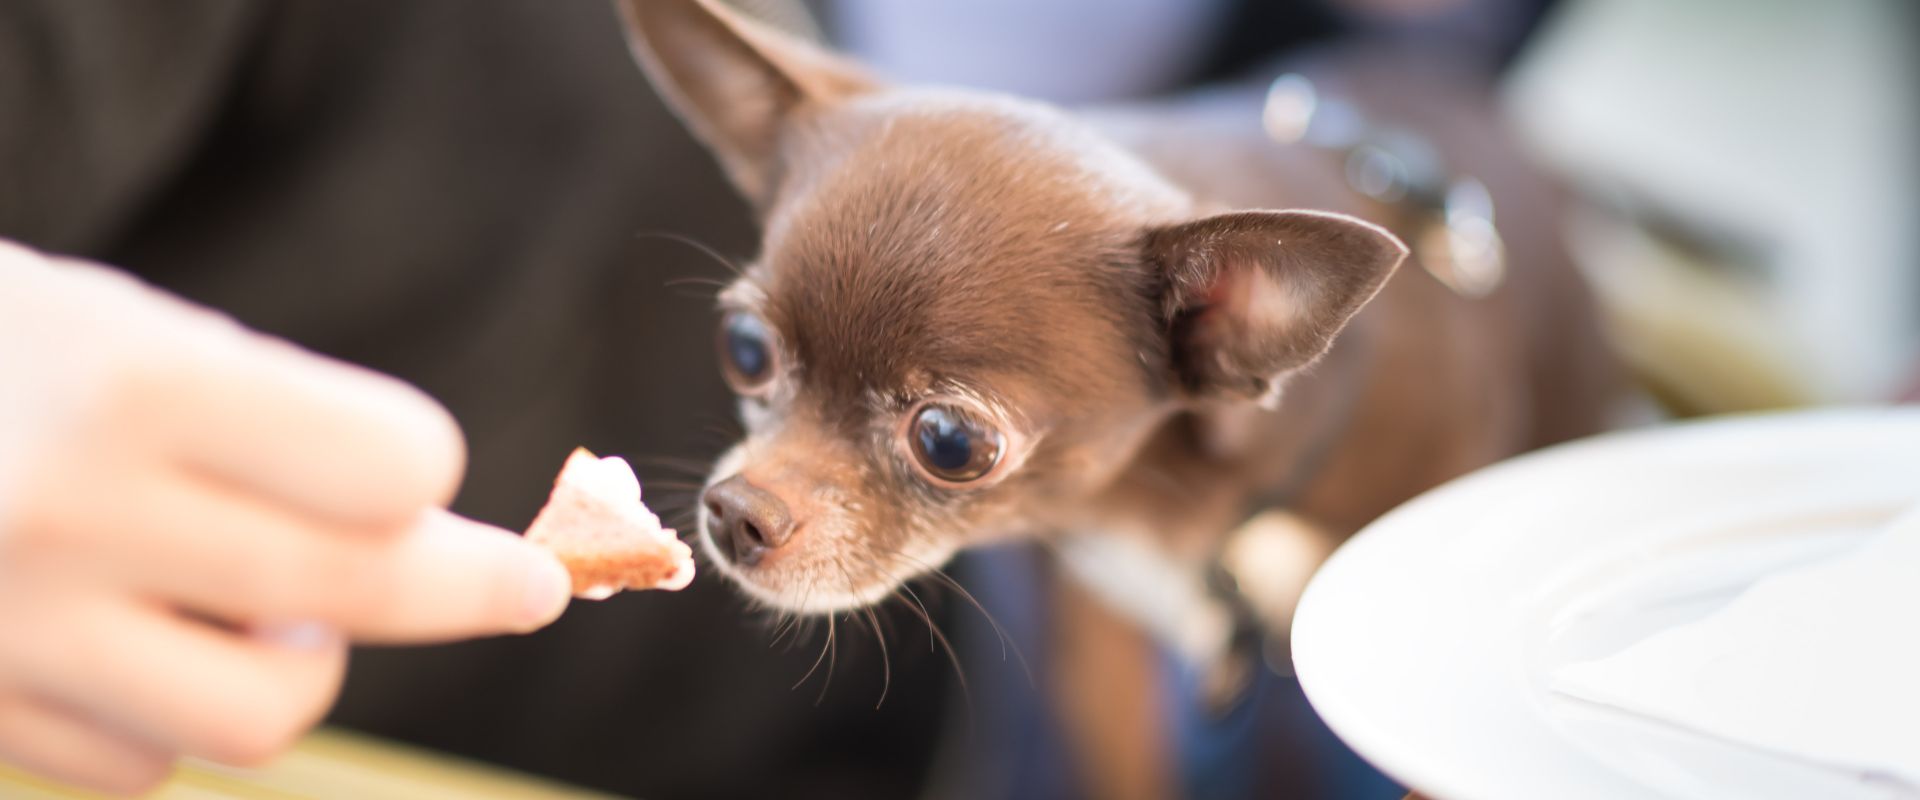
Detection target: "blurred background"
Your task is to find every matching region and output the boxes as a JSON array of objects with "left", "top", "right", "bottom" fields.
[{"left": 0, "top": 0, "right": 1913, "bottom": 798}]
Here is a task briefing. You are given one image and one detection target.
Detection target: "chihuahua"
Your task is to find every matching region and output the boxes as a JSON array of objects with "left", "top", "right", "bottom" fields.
[{"left": 616, "top": 0, "right": 1615, "bottom": 794}]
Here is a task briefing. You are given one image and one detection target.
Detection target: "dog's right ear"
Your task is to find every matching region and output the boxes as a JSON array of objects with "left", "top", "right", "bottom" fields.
[
  {"left": 1148, "top": 210, "right": 1407, "bottom": 404},
  {"left": 614, "top": 0, "right": 878, "bottom": 209}
]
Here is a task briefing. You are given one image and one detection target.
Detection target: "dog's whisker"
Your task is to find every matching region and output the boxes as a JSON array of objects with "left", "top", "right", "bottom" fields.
[
  {"left": 791, "top": 575, "right": 832, "bottom": 691},
  {"left": 664, "top": 275, "right": 733, "bottom": 291},
  {"left": 794, "top": 625, "right": 833, "bottom": 692},
  {"left": 900, "top": 553, "right": 1035, "bottom": 690},
  {"left": 789, "top": 617, "right": 818, "bottom": 654},
  {"left": 638, "top": 493, "right": 703, "bottom": 534},
  {"left": 770, "top": 576, "right": 823, "bottom": 654},
  {"left": 664, "top": 276, "right": 733, "bottom": 289},
  {"left": 790, "top": 616, "right": 818, "bottom": 654},
  {"left": 636, "top": 469, "right": 714, "bottom": 485},
  {"left": 879, "top": 567, "right": 974, "bottom": 717},
  {"left": 865, "top": 603, "right": 892, "bottom": 709},
  {"left": 629, "top": 454, "right": 719, "bottom": 473},
  {"left": 829, "top": 552, "right": 894, "bottom": 710},
  {"left": 695, "top": 410, "right": 744, "bottom": 430},
  {"left": 767, "top": 620, "right": 785, "bottom": 647},
  {"left": 896, "top": 582, "right": 936, "bottom": 653},
  {"left": 643, "top": 483, "right": 706, "bottom": 495},
  {"left": 632, "top": 230, "right": 745, "bottom": 278},
  {"left": 816, "top": 613, "right": 840, "bottom": 706},
  {"left": 769, "top": 608, "right": 800, "bottom": 648},
  {"left": 635, "top": 472, "right": 713, "bottom": 489},
  {"left": 784, "top": 574, "right": 822, "bottom": 650}
]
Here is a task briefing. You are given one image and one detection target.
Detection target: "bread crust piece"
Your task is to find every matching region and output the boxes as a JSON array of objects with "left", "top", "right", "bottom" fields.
[{"left": 526, "top": 448, "right": 695, "bottom": 598}]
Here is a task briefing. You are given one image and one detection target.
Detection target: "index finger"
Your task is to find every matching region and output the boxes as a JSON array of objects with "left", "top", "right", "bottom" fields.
[
  {"left": 141, "top": 327, "right": 466, "bottom": 528},
  {"left": 322, "top": 509, "right": 574, "bottom": 643}
]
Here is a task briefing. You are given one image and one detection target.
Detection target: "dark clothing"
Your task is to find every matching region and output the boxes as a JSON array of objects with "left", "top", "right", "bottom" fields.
[{"left": 2, "top": 3, "right": 947, "bottom": 797}]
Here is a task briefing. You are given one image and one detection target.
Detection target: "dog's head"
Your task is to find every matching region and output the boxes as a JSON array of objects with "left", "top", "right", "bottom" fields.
[{"left": 616, "top": 0, "right": 1406, "bottom": 613}]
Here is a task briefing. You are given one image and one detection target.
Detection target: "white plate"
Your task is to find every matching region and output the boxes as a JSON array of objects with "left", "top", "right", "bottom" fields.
[{"left": 1292, "top": 408, "right": 1920, "bottom": 800}]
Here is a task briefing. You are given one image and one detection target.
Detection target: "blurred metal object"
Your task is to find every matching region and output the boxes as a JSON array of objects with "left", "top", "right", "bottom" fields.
[
  {"left": 1261, "top": 72, "right": 1508, "bottom": 298},
  {"left": 1263, "top": 72, "right": 1370, "bottom": 150},
  {"left": 1419, "top": 178, "right": 1508, "bottom": 297},
  {"left": 1345, "top": 144, "right": 1411, "bottom": 204},
  {"left": 1261, "top": 73, "right": 1317, "bottom": 144}
]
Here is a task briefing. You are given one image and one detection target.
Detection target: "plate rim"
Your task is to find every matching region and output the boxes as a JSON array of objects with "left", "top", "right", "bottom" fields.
[{"left": 1291, "top": 406, "right": 1920, "bottom": 800}]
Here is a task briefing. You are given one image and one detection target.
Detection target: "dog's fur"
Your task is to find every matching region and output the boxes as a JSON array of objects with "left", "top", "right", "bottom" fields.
[{"left": 616, "top": 1, "right": 1614, "bottom": 795}]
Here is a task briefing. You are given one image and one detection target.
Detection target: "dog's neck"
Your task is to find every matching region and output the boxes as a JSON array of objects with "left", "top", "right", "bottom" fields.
[
  {"left": 1045, "top": 72, "right": 1459, "bottom": 682},
  {"left": 1070, "top": 298, "right": 1380, "bottom": 550},
  {"left": 1053, "top": 309, "right": 1378, "bottom": 679},
  {"left": 1048, "top": 80, "right": 1474, "bottom": 682}
]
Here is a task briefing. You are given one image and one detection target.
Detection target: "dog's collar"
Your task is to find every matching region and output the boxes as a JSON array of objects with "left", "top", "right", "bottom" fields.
[
  {"left": 1188, "top": 75, "right": 1513, "bottom": 703},
  {"left": 1213, "top": 320, "right": 1375, "bottom": 692},
  {"left": 1263, "top": 71, "right": 1507, "bottom": 299}
]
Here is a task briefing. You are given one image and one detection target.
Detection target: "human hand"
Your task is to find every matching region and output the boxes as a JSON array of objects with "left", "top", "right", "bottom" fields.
[{"left": 0, "top": 240, "right": 572, "bottom": 794}]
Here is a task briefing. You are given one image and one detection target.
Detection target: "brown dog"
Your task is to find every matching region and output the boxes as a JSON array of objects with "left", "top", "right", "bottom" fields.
[{"left": 616, "top": 1, "right": 1614, "bottom": 795}]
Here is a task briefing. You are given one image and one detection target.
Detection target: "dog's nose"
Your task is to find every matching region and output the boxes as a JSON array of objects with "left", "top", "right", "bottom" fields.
[{"left": 702, "top": 475, "right": 795, "bottom": 567}]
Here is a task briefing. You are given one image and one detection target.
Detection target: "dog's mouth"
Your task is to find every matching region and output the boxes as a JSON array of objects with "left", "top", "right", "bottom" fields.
[
  {"left": 697, "top": 426, "right": 972, "bottom": 613},
  {"left": 691, "top": 501, "right": 915, "bottom": 614}
]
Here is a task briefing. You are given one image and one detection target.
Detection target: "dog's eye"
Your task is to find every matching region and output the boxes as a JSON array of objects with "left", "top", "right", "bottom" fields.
[
  {"left": 719, "top": 312, "right": 775, "bottom": 393},
  {"left": 908, "top": 403, "right": 1004, "bottom": 485}
]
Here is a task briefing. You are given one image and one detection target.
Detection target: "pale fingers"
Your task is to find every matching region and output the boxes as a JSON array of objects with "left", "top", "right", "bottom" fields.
[
  {"left": 11, "top": 596, "right": 347, "bottom": 768},
  {"left": 141, "top": 329, "right": 467, "bottom": 527},
  {"left": 65, "top": 471, "right": 569, "bottom": 640},
  {"left": 317, "top": 508, "right": 572, "bottom": 643},
  {"left": 0, "top": 694, "right": 172, "bottom": 796},
  {"left": 2, "top": 239, "right": 465, "bottom": 528}
]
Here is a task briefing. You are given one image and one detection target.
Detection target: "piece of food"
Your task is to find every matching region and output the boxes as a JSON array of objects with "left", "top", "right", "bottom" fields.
[{"left": 525, "top": 448, "right": 694, "bottom": 599}]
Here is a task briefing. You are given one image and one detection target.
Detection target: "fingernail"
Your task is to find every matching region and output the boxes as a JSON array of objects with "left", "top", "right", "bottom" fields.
[{"left": 520, "top": 554, "right": 572, "bottom": 630}]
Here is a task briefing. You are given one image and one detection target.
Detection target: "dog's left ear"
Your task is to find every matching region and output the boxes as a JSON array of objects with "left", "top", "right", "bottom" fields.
[
  {"left": 1148, "top": 210, "right": 1407, "bottom": 403},
  {"left": 614, "top": 0, "right": 878, "bottom": 210}
]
